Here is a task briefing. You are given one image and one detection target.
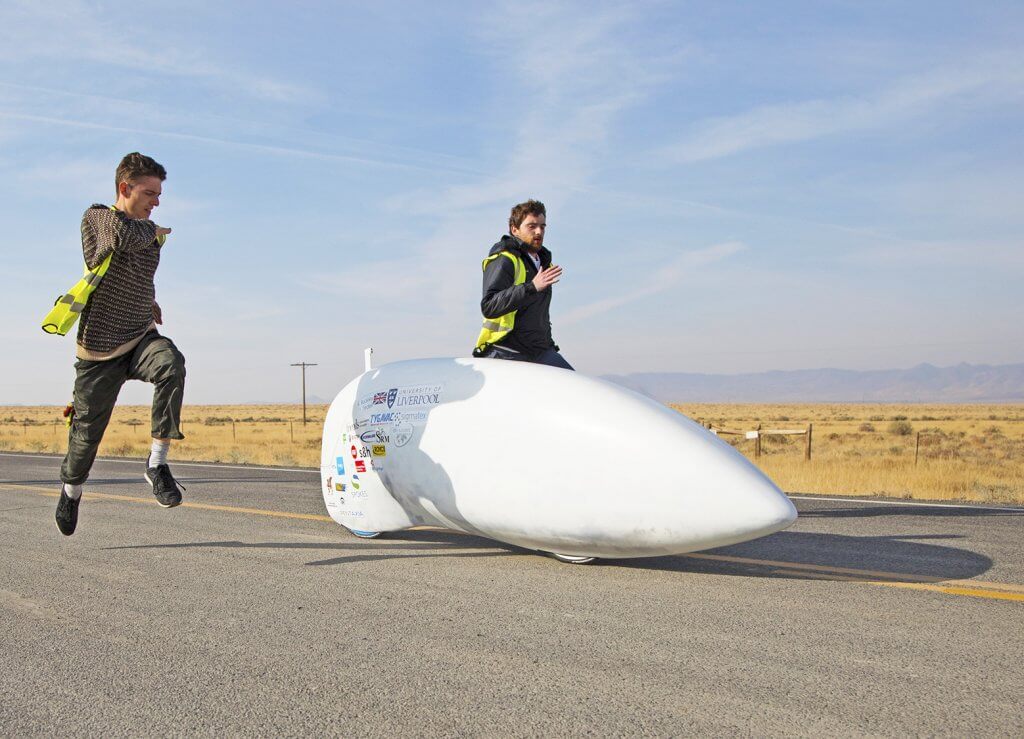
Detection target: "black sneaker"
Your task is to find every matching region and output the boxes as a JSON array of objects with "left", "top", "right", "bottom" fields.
[
  {"left": 55, "top": 489, "right": 80, "bottom": 536},
  {"left": 144, "top": 464, "right": 184, "bottom": 508}
]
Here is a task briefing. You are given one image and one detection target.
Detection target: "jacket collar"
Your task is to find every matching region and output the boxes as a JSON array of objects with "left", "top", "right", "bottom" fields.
[{"left": 492, "top": 234, "right": 551, "bottom": 268}]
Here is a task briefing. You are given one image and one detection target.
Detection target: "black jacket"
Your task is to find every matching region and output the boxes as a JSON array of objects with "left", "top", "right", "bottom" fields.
[{"left": 479, "top": 235, "right": 557, "bottom": 356}]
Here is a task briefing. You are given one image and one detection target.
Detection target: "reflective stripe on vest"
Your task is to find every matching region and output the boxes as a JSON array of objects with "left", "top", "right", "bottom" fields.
[
  {"left": 41, "top": 207, "right": 166, "bottom": 336},
  {"left": 475, "top": 251, "right": 527, "bottom": 352}
]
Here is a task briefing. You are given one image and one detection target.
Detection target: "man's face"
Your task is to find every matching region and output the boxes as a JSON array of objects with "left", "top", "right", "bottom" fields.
[
  {"left": 511, "top": 213, "right": 546, "bottom": 251},
  {"left": 118, "top": 175, "right": 163, "bottom": 220}
]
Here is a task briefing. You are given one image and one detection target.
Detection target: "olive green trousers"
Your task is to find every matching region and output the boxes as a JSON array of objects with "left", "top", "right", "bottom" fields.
[{"left": 60, "top": 331, "right": 186, "bottom": 485}]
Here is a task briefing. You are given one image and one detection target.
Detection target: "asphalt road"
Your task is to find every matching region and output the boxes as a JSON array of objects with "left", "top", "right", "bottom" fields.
[{"left": 2, "top": 451, "right": 1022, "bottom": 736}]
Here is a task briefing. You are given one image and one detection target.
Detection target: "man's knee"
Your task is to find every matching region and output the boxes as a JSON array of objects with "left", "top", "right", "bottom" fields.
[{"left": 151, "top": 344, "right": 186, "bottom": 383}]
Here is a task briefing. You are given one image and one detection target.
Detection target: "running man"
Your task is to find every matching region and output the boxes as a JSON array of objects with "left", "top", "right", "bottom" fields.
[
  {"left": 473, "top": 199, "right": 573, "bottom": 369},
  {"left": 55, "top": 152, "right": 187, "bottom": 536}
]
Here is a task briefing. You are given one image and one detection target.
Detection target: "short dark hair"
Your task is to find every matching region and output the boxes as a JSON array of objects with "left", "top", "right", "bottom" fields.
[
  {"left": 508, "top": 199, "right": 546, "bottom": 232},
  {"left": 115, "top": 152, "right": 166, "bottom": 194}
]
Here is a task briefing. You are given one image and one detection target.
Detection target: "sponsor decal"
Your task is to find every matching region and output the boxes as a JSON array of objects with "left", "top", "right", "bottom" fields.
[
  {"left": 367, "top": 410, "right": 429, "bottom": 426},
  {"left": 325, "top": 475, "right": 333, "bottom": 493},
  {"left": 359, "top": 429, "right": 390, "bottom": 444},
  {"left": 346, "top": 444, "right": 371, "bottom": 459},
  {"left": 351, "top": 474, "right": 361, "bottom": 490},
  {"left": 372, "top": 444, "right": 386, "bottom": 457},
  {"left": 350, "top": 489, "right": 369, "bottom": 499},
  {"left": 394, "top": 392, "right": 440, "bottom": 408},
  {"left": 335, "top": 457, "right": 346, "bottom": 475},
  {"left": 392, "top": 422, "right": 414, "bottom": 447},
  {"left": 334, "top": 482, "right": 346, "bottom": 492},
  {"left": 355, "top": 459, "right": 366, "bottom": 473},
  {"left": 372, "top": 383, "right": 445, "bottom": 413}
]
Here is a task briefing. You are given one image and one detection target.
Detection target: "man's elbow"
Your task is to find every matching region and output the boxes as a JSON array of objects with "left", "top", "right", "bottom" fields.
[{"left": 480, "top": 300, "right": 501, "bottom": 320}]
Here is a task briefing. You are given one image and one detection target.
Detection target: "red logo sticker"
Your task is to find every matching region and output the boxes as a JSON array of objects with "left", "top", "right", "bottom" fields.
[
  {"left": 355, "top": 460, "right": 366, "bottom": 473},
  {"left": 350, "top": 445, "right": 357, "bottom": 459}
]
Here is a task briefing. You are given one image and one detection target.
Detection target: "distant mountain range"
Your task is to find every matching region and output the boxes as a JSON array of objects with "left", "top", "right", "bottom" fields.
[{"left": 602, "top": 362, "right": 1024, "bottom": 403}]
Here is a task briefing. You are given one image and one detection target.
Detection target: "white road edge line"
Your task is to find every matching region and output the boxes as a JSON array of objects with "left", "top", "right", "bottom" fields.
[
  {"left": 788, "top": 495, "right": 1022, "bottom": 513},
  {"left": 0, "top": 451, "right": 315, "bottom": 475},
  {"left": 2, "top": 452, "right": 1020, "bottom": 512}
]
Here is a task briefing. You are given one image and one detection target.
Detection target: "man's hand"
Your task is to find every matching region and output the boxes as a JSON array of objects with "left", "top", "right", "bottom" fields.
[
  {"left": 532, "top": 265, "right": 562, "bottom": 292},
  {"left": 153, "top": 301, "right": 163, "bottom": 325},
  {"left": 155, "top": 227, "right": 172, "bottom": 237}
]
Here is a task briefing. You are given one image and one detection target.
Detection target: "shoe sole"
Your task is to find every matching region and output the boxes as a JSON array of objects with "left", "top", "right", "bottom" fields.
[
  {"left": 54, "top": 519, "right": 76, "bottom": 536},
  {"left": 144, "top": 472, "right": 183, "bottom": 509}
]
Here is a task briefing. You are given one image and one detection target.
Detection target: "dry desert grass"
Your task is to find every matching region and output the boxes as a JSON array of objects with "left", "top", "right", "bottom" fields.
[
  {"left": 2, "top": 402, "right": 1022, "bottom": 505},
  {"left": 676, "top": 403, "right": 1024, "bottom": 505}
]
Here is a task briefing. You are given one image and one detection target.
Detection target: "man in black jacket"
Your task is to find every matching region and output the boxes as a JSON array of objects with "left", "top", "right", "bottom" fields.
[{"left": 473, "top": 199, "right": 573, "bottom": 370}]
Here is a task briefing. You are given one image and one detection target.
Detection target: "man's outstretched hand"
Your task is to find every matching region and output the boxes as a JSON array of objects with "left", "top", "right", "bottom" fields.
[
  {"left": 532, "top": 265, "right": 562, "bottom": 291},
  {"left": 156, "top": 227, "right": 172, "bottom": 237}
]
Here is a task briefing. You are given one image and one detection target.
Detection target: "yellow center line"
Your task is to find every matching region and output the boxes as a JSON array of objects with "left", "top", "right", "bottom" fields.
[
  {"left": 0, "top": 482, "right": 333, "bottom": 523},
  {"left": 2, "top": 482, "right": 1021, "bottom": 602},
  {"left": 685, "top": 551, "right": 945, "bottom": 583},
  {"left": 765, "top": 567, "right": 1024, "bottom": 602},
  {"left": 687, "top": 552, "right": 1024, "bottom": 595}
]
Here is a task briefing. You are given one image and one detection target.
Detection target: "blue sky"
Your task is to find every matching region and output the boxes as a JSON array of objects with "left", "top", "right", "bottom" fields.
[{"left": 2, "top": 0, "right": 1022, "bottom": 404}]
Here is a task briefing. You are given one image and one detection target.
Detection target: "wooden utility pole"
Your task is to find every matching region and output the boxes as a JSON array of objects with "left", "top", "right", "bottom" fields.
[
  {"left": 290, "top": 362, "right": 318, "bottom": 425},
  {"left": 805, "top": 423, "right": 813, "bottom": 461}
]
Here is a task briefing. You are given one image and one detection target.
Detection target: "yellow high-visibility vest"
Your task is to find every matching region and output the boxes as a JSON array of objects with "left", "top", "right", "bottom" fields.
[
  {"left": 475, "top": 250, "right": 527, "bottom": 352},
  {"left": 41, "top": 207, "right": 166, "bottom": 336}
]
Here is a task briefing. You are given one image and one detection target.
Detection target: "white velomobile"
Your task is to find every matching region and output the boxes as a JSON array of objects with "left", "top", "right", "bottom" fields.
[{"left": 320, "top": 354, "right": 797, "bottom": 564}]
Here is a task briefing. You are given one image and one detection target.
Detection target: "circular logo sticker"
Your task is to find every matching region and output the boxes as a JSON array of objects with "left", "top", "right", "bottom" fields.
[{"left": 392, "top": 421, "right": 414, "bottom": 447}]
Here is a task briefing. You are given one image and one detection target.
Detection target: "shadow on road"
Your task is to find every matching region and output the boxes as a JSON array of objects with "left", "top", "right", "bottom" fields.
[
  {"left": 103, "top": 526, "right": 992, "bottom": 582},
  {"left": 103, "top": 529, "right": 522, "bottom": 567},
  {"left": 610, "top": 529, "right": 993, "bottom": 582}
]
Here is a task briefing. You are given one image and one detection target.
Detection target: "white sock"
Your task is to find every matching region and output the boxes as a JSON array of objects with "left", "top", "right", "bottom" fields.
[
  {"left": 63, "top": 483, "right": 82, "bottom": 500},
  {"left": 148, "top": 440, "right": 170, "bottom": 468}
]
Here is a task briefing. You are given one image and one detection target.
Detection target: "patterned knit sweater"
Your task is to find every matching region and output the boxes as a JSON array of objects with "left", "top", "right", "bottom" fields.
[{"left": 76, "top": 205, "right": 162, "bottom": 355}]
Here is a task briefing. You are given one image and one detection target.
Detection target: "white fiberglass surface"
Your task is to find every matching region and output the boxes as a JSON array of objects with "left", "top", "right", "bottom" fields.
[{"left": 320, "top": 358, "right": 796, "bottom": 558}]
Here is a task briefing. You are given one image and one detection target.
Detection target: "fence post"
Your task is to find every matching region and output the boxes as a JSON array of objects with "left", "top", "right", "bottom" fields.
[
  {"left": 290, "top": 421, "right": 294, "bottom": 442},
  {"left": 805, "top": 423, "right": 813, "bottom": 461},
  {"left": 915, "top": 431, "right": 920, "bottom": 465},
  {"left": 755, "top": 423, "right": 762, "bottom": 459},
  {"left": 232, "top": 420, "right": 236, "bottom": 440}
]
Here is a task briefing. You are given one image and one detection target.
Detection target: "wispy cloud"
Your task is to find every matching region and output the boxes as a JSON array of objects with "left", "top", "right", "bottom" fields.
[
  {"left": 842, "top": 239, "right": 1024, "bottom": 270},
  {"left": 662, "top": 54, "right": 1024, "bottom": 163},
  {"left": 0, "top": 110, "right": 482, "bottom": 178},
  {"left": 310, "top": 0, "right": 682, "bottom": 341},
  {"left": 390, "top": 1, "right": 676, "bottom": 216},
  {"left": 560, "top": 241, "right": 746, "bottom": 325},
  {"left": 0, "top": 0, "right": 319, "bottom": 104}
]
